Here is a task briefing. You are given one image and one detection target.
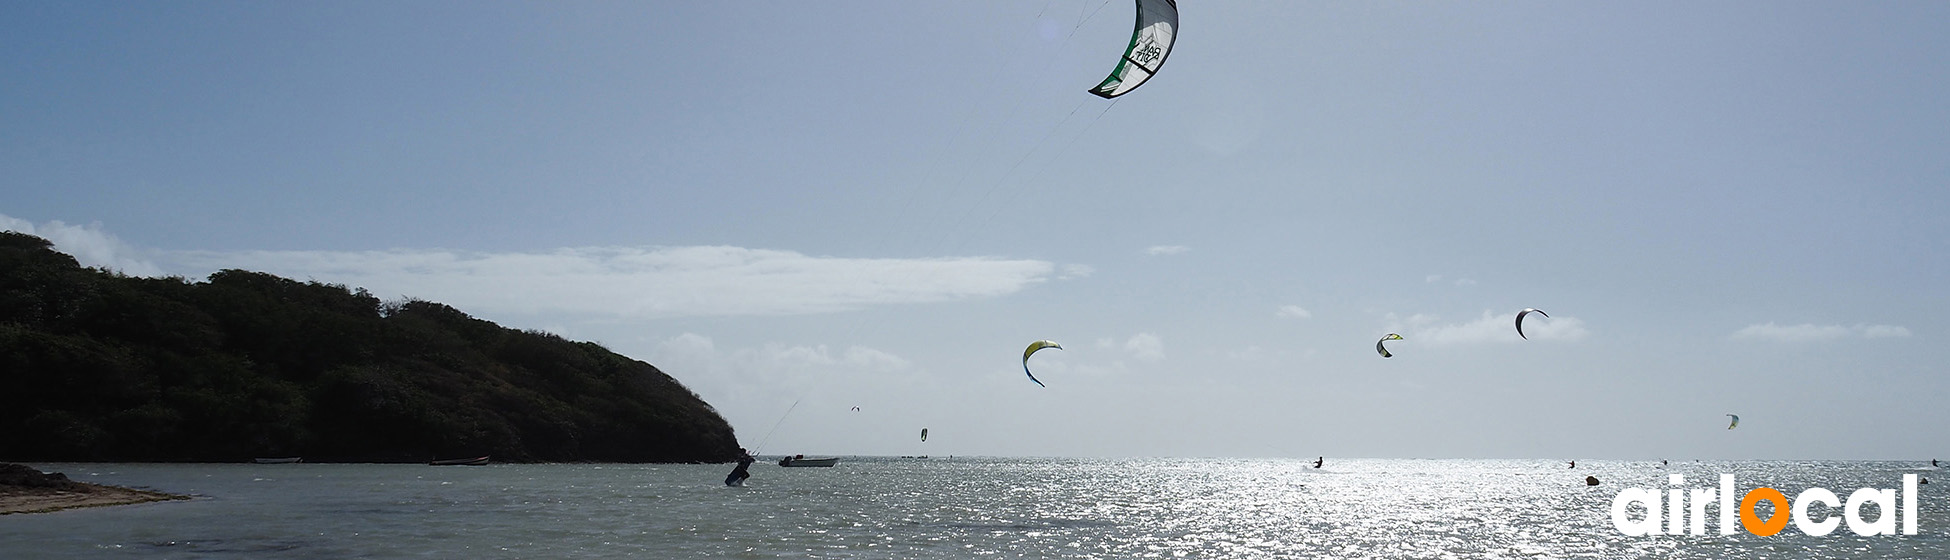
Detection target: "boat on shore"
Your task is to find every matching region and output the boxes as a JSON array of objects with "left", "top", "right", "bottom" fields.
[
  {"left": 777, "top": 455, "right": 838, "bottom": 467},
  {"left": 252, "top": 457, "right": 303, "bottom": 464},
  {"left": 429, "top": 456, "right": 490, "bottom": 466}
]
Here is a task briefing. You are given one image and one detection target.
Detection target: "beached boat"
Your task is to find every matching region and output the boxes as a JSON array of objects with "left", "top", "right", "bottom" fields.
[
  {"left": 777, "top": 456, "right": 839, "bottom": 467},
  {"left": 429, "top": 456, "right": 490, "bottom": 466},
  {"left": 252, "top": 457, "right": 303, "bottom": 464}
]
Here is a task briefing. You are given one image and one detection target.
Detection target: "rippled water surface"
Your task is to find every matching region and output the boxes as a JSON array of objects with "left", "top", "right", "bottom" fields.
[{"left": 2, "top": 458, "right": 1943, "bottom": 558}]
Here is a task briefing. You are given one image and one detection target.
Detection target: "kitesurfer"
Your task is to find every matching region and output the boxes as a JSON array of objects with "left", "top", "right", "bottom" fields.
[
  {"left": 725, "top": 449, "right": 755, "bottom": 486},
  {"left": 1313, "top": 456, "right": 1324, "bottom": 468},
  {"left": 1568, "top": 460, "right": 1576, "bottom": 469}
]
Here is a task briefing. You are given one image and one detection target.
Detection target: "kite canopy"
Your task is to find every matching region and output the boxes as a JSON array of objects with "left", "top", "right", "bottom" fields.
[
  {"left": 920, "top": 428, "right": 929, "bottom": 442},
  {"left": 1726, "top": 414, "right": 1740, "bottom": 430},
  {"left": 1516, "top": 308, "right": 1549, "bottom": 340},
  {"left": 1088, "top": 0, "right": 1179, "bottom": 99},
  {"left": 1023, "top": 340, "right": 1063, "bottom": 386},
  {"left": 1376, "top": 333, "right": 1404, "bottom": 358}
]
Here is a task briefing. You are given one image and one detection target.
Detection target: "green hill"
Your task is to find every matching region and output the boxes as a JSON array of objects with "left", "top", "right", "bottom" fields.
[{"left": 0, "top": 232, "right": 740, "bottom": 463}]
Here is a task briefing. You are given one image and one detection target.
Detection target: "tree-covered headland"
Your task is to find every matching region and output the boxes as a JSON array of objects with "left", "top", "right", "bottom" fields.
[{"left": 0, "top": 232, "right": 741, "bottom": 463}]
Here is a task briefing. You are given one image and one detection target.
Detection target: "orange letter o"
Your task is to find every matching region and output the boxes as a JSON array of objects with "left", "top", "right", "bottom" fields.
[{"left": 1739, "top": 487, "right": 1790, "bottom": 536}]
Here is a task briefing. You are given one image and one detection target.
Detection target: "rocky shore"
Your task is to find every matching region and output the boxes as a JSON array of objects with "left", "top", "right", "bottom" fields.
[{"left": 0, "top": 463, "right": 188, "bottom": 515}]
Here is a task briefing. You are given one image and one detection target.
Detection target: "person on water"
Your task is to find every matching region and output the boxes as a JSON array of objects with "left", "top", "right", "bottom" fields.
[
  {"left": 1568, "top": 460, "right": 1576, "bottom": 469},
  {"left": 725, "top": 448, "right": 755, "bottom": 487},
  {"left": 1313, "top": 456, "right": 1324, "bottom": 468}
]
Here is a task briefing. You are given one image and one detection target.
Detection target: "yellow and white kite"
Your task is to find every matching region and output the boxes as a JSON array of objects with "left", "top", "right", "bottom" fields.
[{"left": 1023, "top": 340, "right": 1063, "bottom": 387}]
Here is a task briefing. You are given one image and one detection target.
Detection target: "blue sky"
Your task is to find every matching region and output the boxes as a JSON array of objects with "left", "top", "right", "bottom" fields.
[{"left": 5, "top": 1, "right": 1947, "bottom": 459}]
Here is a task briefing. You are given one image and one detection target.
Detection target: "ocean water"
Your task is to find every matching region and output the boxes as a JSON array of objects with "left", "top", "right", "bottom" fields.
[{"left": 1, "top": 458, "right": 1943, "bottom": 559}]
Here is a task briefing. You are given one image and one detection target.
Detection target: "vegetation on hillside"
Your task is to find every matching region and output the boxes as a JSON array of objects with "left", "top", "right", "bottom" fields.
[{"left": 0, "top": 232, "right": 740, "bottom": 463}]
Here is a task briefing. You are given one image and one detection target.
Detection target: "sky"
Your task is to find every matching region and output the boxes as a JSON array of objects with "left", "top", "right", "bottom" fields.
[{"left": 4, "top": 1, "right": 1947, "bottom": 460}]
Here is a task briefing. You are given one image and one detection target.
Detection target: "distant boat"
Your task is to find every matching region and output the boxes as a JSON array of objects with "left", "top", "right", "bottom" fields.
[
  {"left": 252, "top": 457, "right": 303, "bottom": 464},
  {"left": 429, "top": 456, "right": 490, "bottom": 466},
  {"left": 777, "top": 456, "right": 838, "bottom": 467}
]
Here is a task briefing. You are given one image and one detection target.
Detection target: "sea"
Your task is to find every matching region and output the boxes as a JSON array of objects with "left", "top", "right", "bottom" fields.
[{"left": 0, "top": 458, "right": 1943, "bottom": 559}]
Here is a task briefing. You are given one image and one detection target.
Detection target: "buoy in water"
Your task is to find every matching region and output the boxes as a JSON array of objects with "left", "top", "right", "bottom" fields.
[{"left": 1585, "top": 476, "right": 1600, "bottom": 486}]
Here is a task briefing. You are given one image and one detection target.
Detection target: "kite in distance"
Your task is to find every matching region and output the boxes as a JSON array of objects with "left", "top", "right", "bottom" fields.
[
  {"left": 1376, "top": 333, "right": 1404, "bottom": 358},
  {"left": 1023, "top": 340, "right": 1063, "bottom": 387},
  {"left": 921, "top": 428, "right": 929, "bottom": 442},
  {"left": 1726, "top": 414, "right": 1740, "bottom": 430},
  {"left": 1088, "top": 0, "right": 1179, "bottom": 99},
  {"left": 1516, "top": 308, "right": 1549, "bottom": 340}
]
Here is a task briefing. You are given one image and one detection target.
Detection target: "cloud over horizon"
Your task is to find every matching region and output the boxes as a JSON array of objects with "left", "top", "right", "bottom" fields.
[
  {"left": 162, "top": 245, "right": 1057, "bottom": 319},
  {"left": 4, "top": 213, "right": 1068, "bottom": 320},
  {"left": 1, "top": 214, "right": 164, "bottom": 276}
]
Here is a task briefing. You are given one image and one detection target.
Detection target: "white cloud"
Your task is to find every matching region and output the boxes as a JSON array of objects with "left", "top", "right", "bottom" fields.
[
  {"left": 166, "top": 245, "right": 1055, "bottom": 319},
  {"left": 1387, "top": 310, "right": 1588, "bottom": 344},
  {"left": 1276, "top": 305, "right": 1312, "bottom": 319},
  {"left": 0, "top": 214, "right": 164, "bottom": 276},
  {"left": 1732, "top": 323, "right": 1912, "bottom": 342},
  {"left": 1123, "top": 333, "right": 1165, "bottom": 361},
  {"left": 1058, "top": 264, "right": 1095, "bottom": 280},
  {"left": 1384, "top": 312, "right": 1442, "bottom": 332},
  {"left": 660, "top": 332, "right": 718, "bottom": 355},
  {"left": 646, "top": 333, "right": 916, "bottom": 413},
  {"left": 842, "top": 346, "right": 912, "bottom": 372},
  {"left": 650, "top": 333, "right": 911, "bottom": 384},
  {"left": 1861, "top": 325, "right": 1914, "bottom": 339},
  {"left": 1146, "top": 245, "right": 1190, "bottom": 256}
]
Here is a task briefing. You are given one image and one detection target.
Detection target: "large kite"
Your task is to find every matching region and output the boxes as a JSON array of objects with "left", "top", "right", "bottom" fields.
[
  {"left": 1023, "top": 340, "right": 1063, "bottom": 387},
  {"left": 1515, "top": 308, "right": 1549, "bottom": 340},
  {"left": 1088, "top": 0, "right": 1179, "bottom": 99}
]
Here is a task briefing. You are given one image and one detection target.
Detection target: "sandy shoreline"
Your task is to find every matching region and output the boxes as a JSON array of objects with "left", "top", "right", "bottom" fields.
[{"left": 0, "top": 482, "right": 190, "bottom": 515}]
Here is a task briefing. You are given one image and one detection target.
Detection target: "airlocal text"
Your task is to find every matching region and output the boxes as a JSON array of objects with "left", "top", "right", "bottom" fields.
[{"left": 1611, "top": 474, "right": 1919, "bottom": 536}]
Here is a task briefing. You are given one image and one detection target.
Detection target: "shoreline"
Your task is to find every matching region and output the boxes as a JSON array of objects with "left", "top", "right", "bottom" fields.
[{"left": 0, "top": 482, "right": 190, "bottom": 515}]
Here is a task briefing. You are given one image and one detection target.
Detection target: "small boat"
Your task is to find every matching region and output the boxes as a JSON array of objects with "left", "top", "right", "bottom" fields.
[
  {"left": 429, "top": 456, "right": 490, "bottom": 466},
  {"left": 252, "top": 457, "right": 303, "bottom": 464},
  {"left": 777, "top": 455, "right": 839, "bottom": 467}
]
